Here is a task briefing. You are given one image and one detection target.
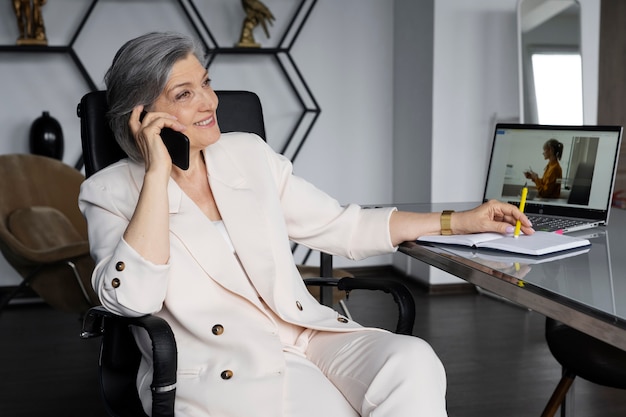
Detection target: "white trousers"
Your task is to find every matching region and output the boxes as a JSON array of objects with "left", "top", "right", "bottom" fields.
[{"left": 282, "top": 330, "right": 448, "bottom": 417}]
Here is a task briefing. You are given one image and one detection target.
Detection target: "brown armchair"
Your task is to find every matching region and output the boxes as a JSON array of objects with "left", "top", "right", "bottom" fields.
[{"left": 0, "top": 154, "right": 99, "bottom": 314}]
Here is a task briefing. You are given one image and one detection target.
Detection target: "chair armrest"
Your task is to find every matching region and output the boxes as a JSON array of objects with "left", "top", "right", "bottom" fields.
[
  {"left": 81, "top": 306, "right": 177, "bottom": 417},
  {"left": 303, "top": 277, "right": 416, "bottom": 335}
]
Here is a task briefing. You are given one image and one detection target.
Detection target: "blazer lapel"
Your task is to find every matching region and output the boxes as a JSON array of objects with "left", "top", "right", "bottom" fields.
[
  {"left": 204, "top": 142, "right": 278, "bottom": 303},
  {"left": 128, "top": 160, "right": 264, "bottom": 305}
]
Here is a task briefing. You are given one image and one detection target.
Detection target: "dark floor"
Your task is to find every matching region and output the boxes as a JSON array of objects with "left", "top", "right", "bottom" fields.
[{"left": 1, "top": 271, "right": 626, "bottom": 417}]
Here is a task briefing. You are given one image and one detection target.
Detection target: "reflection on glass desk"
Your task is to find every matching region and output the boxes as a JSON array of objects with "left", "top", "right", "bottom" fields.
[{"left": 396, "top": 202, "right": 626, "bottom": 351}]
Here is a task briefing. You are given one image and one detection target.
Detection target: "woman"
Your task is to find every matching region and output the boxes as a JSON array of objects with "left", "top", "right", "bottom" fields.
[
  {"left": 524, "top": 138, "right": 564, "bottom": 198},
  {"left": 78, "top": 32, "right": 533, "bottom": 417}
]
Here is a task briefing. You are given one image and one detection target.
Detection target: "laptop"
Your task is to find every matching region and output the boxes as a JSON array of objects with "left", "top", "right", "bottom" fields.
[{"left": 483, "top": 124, "right": 623, "bottom": 233}]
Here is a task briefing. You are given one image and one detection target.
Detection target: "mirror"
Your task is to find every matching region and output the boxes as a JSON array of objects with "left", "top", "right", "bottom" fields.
[{"left": 517, "top": 0, "right": 583, "bottom": 124}]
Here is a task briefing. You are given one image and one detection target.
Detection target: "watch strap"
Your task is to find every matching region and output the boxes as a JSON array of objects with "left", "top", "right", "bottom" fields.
[{"left": 440, "top": 210, "right": 454, "bottom": 235}]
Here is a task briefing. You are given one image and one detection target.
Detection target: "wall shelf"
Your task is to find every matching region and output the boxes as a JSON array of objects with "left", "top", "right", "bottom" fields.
[
  {"left": 1, "top": 0, "right": 319, "bottom": 164},
  {"left": 0, "top": 45, "right": 97, "bottom": 92},
  {"left": 195, "top": 0, "right": 320, "bottom": 162}
]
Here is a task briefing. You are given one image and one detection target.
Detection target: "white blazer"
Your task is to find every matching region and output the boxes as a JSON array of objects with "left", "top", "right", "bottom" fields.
[{"left": 79, "top": 133, "right": 397, "bottom": 416}]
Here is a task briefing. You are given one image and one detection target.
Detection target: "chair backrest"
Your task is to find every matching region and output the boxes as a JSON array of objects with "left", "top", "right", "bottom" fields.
[
  {"left": 0, "top": 154, "right": 87, "bottom": 234},
  {"left": 78, "top": 90, "right": 266, "bottom": 177}
]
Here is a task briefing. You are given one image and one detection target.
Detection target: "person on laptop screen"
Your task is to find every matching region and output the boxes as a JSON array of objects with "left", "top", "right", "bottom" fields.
[{"left": 524, "top": 138, "right": 564, "bottom": 198}]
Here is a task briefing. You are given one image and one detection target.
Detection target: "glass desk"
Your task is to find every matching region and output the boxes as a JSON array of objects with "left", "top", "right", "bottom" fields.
[{"left": 396, "top": 202, "right": 626, "bottom": 351}]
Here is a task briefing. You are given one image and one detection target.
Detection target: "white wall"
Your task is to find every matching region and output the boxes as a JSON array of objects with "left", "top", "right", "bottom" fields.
[
  {"left": 431, "top": 0, "right": 520, "bottom": 204},
  {"left": 579, "top": 0, "right": 600, "bottom": 125}
]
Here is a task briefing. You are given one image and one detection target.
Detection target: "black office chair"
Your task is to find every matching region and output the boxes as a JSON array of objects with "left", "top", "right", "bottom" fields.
[
  {"left": 78, "top": 90, "right": 416, "bottom": 417},
  {"left": 541, "top": 317, "right": 626, "bottom": 417}
]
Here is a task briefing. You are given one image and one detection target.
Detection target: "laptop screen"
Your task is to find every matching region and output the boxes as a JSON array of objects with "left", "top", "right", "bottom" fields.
[{"left": 483, "top": 124, "right": 622, "bottom": 221}]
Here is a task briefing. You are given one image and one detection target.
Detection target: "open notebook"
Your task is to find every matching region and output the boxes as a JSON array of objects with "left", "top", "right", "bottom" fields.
[
  {"left": 418, "top": 230, "right": 590, "bottom": 256},
  {"left": 483, "top": 124, "right": 622, "bottom": 233}
]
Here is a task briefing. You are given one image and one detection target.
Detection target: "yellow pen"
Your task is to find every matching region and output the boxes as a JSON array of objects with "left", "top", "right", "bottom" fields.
[{"left": 514, "top": 186, "right": 528, "bottom": 238}]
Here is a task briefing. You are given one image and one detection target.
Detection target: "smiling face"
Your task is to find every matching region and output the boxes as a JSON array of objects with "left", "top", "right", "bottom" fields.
[{"left": 151, "top": 53, "right": 221, "bottom": 152}]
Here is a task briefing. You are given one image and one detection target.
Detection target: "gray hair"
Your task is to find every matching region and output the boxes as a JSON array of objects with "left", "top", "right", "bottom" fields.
[
  {"left": 545, "top": 138, "right": 564, "bottom": 161},
  {"left": 104, "top": 32, "right": 206, "bottom": 162}
]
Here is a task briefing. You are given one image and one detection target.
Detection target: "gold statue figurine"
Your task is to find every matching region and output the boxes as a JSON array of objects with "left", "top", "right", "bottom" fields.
[
  {"left": 13, "top": 0, "right": 48, "bottom": 46},
  {"left": 236, "top": 0, "right": 275, "bottom": 48}
]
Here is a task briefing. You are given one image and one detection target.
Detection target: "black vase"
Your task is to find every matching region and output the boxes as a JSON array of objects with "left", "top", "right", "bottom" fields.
[{"left": 30, "top": 111, "right": 64, "bottom": 160}]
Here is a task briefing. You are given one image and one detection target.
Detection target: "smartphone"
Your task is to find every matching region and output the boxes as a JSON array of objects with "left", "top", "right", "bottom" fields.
[
  {"left": 139, "top": 111, "right": 189, "bottom": 170},
  {"left": 160, "top": 128, "right": 190, "bottom": 170}
]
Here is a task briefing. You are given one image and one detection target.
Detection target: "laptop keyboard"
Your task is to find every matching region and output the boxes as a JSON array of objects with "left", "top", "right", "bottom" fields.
[{"left": 526, "top": 215, "right": 589, "bottom": 232}]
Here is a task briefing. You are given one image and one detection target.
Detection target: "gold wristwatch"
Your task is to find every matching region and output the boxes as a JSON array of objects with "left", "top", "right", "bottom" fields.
[{"left": 440, "top": 210, "right": 454, "bottom": 235}]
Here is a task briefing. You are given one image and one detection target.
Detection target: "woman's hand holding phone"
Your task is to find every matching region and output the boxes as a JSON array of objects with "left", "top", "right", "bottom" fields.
[{"left": 137, "top": 109, "right": 190, "bottom": 170}]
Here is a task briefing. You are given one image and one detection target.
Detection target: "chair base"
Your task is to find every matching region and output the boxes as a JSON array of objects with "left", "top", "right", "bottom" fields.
[
  {"left": 541, "top": 369, "right": 575, "bottom": 417},
  {"left": 0, "top": 267, "right": 42, "bottom": 315},
  {"left": 543, "top": 318, "right": 626, "bottom": 417}
]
